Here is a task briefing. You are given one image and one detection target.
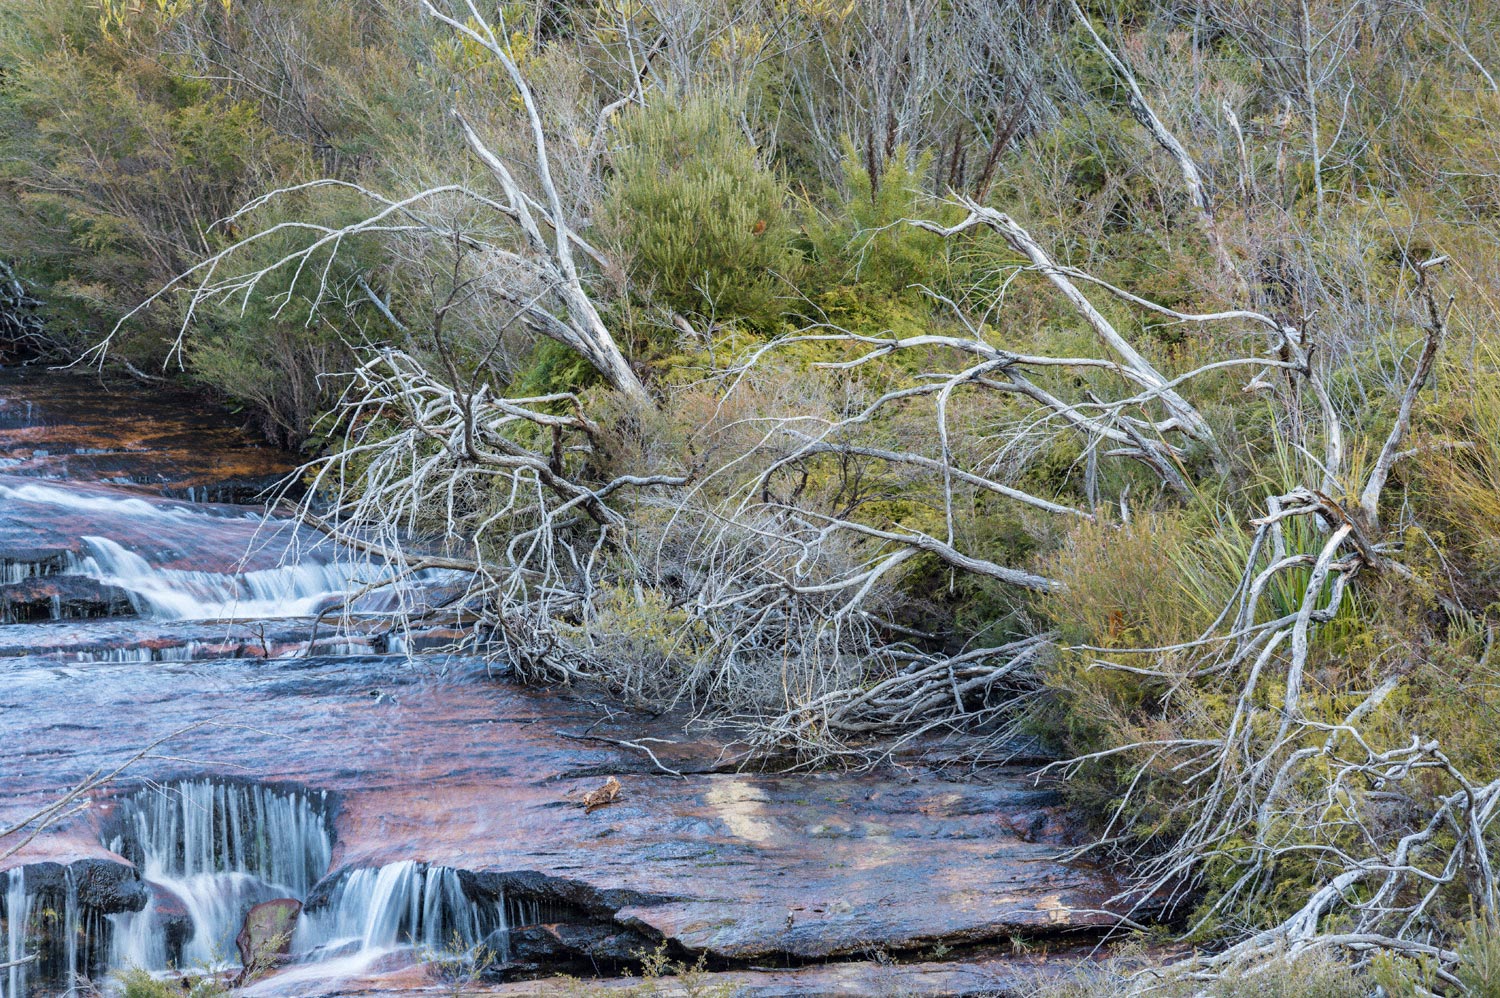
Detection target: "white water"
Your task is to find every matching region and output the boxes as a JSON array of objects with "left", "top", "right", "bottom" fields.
[
  {"left": 99, "top": 784, "right": 506, "bottom": 984},
  {"left": 0, "top": 482, "right": 209, "bottom": 523},
  {"left": 106, "top": 781, "right": 333, "bottom": 972},
  {"left": 3, "top": 869, "right": 30, "bottom": 998},
  {"left": 0, "top": 475, "right": 431, "bottom": 622},
  {"left": 2, "top": 475, "right": 494, "bottom": 989},
  {"left": 294, "top": 862, "right": 506, "bottom": 962},
  {"left": 77, "top": 536, "right": 383, "bottom": 622}
]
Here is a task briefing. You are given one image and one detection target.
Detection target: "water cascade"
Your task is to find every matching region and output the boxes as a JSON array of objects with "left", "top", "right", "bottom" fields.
[
  {"left": 2, "top": 869, "right": 31, "bottom": 998},
  {"left": 0, "top": 478, "right": 451, "bottom": 624},
  {"left": 77, "top": 536, "right": 389, "bottom": 621},
  {"left": 105, "top": 781, "right": 334, "bottom": 972},
  {"left": 296, "top": 862, "right": 508, "bottom": 963}
]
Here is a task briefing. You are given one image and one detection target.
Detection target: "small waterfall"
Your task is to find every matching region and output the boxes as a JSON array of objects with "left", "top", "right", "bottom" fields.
[
  {"left": 1, "top": 867, "right": 116, "bottom": 995},
  {"left": 77, "top": 537, "right": 383, "bottom": 622},
  {"left": 106, "top": 781, "right": 333, "bottom": 972},
  {"left": 1, "top": 555, "right": 66, "bottom": 585},
  {"left": 296, "top": 863, "right": 507, "bottom": 963},
  {"left": 63, "top": 870, "right": 76, "bottom": 994},
  {"left": 3, "top": 869, "right": 31, "bottom": 998}
]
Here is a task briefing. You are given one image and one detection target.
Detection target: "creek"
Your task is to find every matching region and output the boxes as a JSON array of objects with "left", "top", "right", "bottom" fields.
[{"left": 0, "top": 369, "right": 1124, "bottom": 998}]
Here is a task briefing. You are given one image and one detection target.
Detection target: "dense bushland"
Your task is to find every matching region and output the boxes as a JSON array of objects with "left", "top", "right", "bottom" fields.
[{"left": 6, "top": 0, "right": 1500, "bottom": 989}]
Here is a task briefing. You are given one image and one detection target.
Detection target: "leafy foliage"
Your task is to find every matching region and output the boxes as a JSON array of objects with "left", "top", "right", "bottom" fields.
[{"left": 601, "top": 98, "right": 799, "bottom": 333}]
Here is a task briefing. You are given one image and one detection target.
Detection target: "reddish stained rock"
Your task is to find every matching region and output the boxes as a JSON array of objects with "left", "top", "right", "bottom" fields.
[
  {"left": 0, "top": 366, "right": 298, "bottom": 500},
  {"left": 249, "top": 946, "right": 1083, "bottom": 998},
  {"left": 0, "top": 575, "right": 133, "bottom": 622},
  {"left": 0, "top": 618, "right": 388, "bottom": 662},
  {"left": 0, "top": 653, "right": 1129, "bottom": 964},
  {"left": 236, "top": 898, "right": 304, "bottom": 984}
]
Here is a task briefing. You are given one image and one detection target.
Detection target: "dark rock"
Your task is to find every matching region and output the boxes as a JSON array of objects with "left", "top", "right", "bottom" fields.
[
  {"left": 0, "top": 576, "right": 134, "bottom": 622},
  {"left": 73, "top": 858, "right": 149, "bottom": 912},
  {"left": 9, "top": 859, "right": 146, "bottom": 915},
  {"left": 504, "top": 922, "right": 655, "bottom": 968},
  {"left": 147, "top": 883, "right": 195, "bottom": 968}
]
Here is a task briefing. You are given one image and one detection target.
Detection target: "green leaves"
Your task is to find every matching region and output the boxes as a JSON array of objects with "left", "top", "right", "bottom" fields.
[{"left": 601, "top": 98, "right": 799, "bottom": 335}]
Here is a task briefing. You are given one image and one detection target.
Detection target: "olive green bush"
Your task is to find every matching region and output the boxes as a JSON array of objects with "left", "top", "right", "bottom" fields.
[{"left": 601, "top": 98, "right": 799, "bottom": 334}]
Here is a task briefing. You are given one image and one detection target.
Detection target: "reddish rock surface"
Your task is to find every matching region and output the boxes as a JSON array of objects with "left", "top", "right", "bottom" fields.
[
  {"left": 0, "top": 366, "right": 298, "bottom": 500},
  {"left": 0, "top": 574, "right": 133, "bottom": 621},
  {"left": 237, "top": 898, "right": 305, "bottom": 984},
  {"left": 0, "top": 651, "right": 1125, "bottom": 964},
  {"left": 248, "top": 946, "right": 1083, "bottom": 998},
  {"left": 0, "top": 368, "right": 1129, "bottom": 986}
]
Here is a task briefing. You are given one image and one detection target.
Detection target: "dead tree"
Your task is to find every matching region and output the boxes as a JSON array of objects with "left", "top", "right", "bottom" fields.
[
  {"left": 1041, "top": 258, "right": 1472, "bottom": 990},
  {"left": 1068, "top": 1, "right": 1240, "bottom": 285},
  {"left": 0, "top": 260, "right": 46, "bottom": 356},
  {"left": 81, "top": 0, "right": 650, "bottom": 407}
]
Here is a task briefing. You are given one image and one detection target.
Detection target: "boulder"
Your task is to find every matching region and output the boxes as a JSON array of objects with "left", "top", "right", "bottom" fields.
[
  {"left": 9, "top": 859, "right": 147, "bottom": 914},
  {"left": 235, "top": 898, "right": 303, "bottom": 985},
  {"left": 504, "top": 922, "right": 655, "bottom": 969}
]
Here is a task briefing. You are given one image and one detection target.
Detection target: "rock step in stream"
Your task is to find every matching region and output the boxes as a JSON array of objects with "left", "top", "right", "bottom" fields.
[{"left": 0, "top": 370, "right": 1129, "bottom": 997}]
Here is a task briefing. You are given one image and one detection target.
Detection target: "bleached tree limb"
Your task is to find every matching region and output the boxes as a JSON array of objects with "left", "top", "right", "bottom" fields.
[
  {"left": 912, "top": 199, "right": 1220, "bottom": 452},
  {"left": 1359, "top": 257, "right": 1449, "bottom": 531},
  {"left": 1068, "top": 0, "right": 1240, "bottom": 285}
]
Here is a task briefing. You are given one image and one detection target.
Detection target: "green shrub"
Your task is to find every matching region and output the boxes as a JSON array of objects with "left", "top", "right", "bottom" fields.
[
  {"left": 1456, "top": 915, "right": 1500, "bottom": 998},
  {"left": 115, "top": 966, "right": 227, "bottom": 998},
  {"left": 802, "top": 141, "right": 952, "bottom": 296},
  {"left": 0, "top": 0, "right": 296, "bottom": 351},
  {"left": 601, "top": 98, "right": 799, "bottom": 333}
]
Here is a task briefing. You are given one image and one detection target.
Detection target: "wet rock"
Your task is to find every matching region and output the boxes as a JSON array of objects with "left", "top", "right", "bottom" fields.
[
  {"left": 2, "top": 655, "right": 1135, "bottom": 968},
  {"left": 250, "top": 946, "right": 1082, "bottom": 998},
  {"left": 8, "top": 859, "right": 147, "bottom": 914},
  {"left": 0, "top": 618, "right": 391, "bottom": 663},
  {"left": 150, "top": 883, "right": 196, "bottom": 967},
  {"left": 504, "top": 922, "right": 655, "bottom": 968},
  {"left": 0, "top": 366, "right": 299, "bottom": 495},
  {"left": 73, "top": 857, "right": 149, "bottom": 912},
  {"left": 0, "top": 576, "right": 134, "bottom": 622},
  {"left": 236, "top": 898, "right": 303, "bottom": 984}
]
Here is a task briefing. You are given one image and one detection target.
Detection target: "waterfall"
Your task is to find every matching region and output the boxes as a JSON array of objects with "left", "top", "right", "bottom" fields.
[
  {"left": 0, "top": 478, "right": 439, "bottom": 623},
  {"left": 63, "top": 869, "right": 76, "bottom": 994},
  {"left": 106, "top": 781, "right": 333, "bottom": 972},
  {"left": 295, "top": 863, "right": 507, "bottom": 963},
  {"left": 3, "top": 869, "right": 30, "bottom": 998},
  {"left": 76, "top": 537, "right": 386, "bottom": 622}
]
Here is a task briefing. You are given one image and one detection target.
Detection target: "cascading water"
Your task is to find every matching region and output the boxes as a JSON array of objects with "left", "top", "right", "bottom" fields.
[
  {"left": 0, "top": 478, "right": 452, "bottom": 624},
  {"left": 2, "top": 869, "right": 31, "bottom": 998},
  {"left": 295, "top": 863, "right": 507, "bottom": 962},
  {"left": 76, "top": 536, "right": 388, "bottom": 621},
  {"left": 105, "top": 781, "right": 333, "bottom": 972},
  {"left": 98, "top": 783, "right": 506, "bottom": 985}
]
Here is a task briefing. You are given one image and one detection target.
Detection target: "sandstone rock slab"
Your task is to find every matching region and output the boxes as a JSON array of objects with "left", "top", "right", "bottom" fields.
[{"left": 1, "top": 653, "right": 1124, "bottom": 965}]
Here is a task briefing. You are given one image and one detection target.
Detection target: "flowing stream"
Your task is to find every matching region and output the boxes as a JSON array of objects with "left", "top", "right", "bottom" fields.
[{"left": 0, "top": 375, "right": 498, "bottom": 995}]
